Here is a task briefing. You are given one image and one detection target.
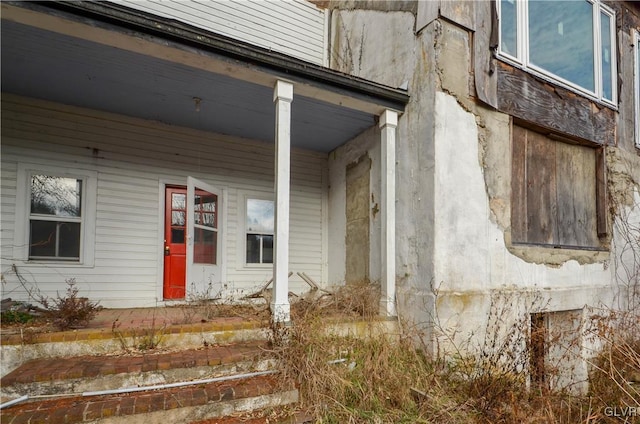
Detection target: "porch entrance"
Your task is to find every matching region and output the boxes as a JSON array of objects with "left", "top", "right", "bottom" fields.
[{"left": 163, "top": 178, "right": 221, "bottom": 300}]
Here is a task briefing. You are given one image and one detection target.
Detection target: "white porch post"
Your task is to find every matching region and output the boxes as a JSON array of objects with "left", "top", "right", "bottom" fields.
[
  {"left": 380, "top": 109, "right": 398, "bottom": 317},
  {"left": 272, "top": 80, "right": 293, "bottom": 323}
]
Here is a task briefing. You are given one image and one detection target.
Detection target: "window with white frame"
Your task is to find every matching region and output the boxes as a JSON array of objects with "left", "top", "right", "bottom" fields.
[
  {"left": 245, "top": 198, "right": 274, "bottom": 265},
  {"left": 635, "top": 30, "right": 640, "bottom": 148},
  {"left": 498, "top": 0, "right": 616, "bottom": 105},
  {"left": 15, "top": 165, "right": 97, "bottom": 264},
  {"left": 29, "top": 175, "right": 83, "bottom": 260}
]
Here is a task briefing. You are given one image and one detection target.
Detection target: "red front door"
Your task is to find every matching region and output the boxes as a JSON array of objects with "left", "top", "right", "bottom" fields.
[{"left": 164, "top": 187, "right": 187, "bottom": 299}]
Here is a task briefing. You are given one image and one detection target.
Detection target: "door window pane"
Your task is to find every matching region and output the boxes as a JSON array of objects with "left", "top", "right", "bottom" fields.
[
  {"left": 528, "top": 0, "right": 594, "bottom": 91},
  {"left": 194, "top": 228, "right": 216, "bottom": 264},
  {"left": 172, "top": 211, "right": 185, "bottom": 226},
  {"left": 194, "top": 192, "right": 217, "bottom": 229},
  {"left": 171, "top": 228, "right": 185, "bottom": 244},
  {"left": 172, "top": 193, "right": 185, "bottom": 210}
]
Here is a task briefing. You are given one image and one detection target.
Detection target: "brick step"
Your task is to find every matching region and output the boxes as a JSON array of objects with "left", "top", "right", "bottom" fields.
[
  {"left": 0, "top": 373, "right": 298, "bottom": 424},
  {"left": 1, "top": 341, "right": 270, "bottom": 398}
]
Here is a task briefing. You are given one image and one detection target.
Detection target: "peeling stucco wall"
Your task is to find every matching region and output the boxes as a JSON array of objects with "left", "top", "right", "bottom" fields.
[{"left": 328, "top": 3, "right": 639, "bottom": 364}]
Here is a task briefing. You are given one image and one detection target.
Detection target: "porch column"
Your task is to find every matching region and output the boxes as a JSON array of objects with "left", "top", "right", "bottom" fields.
[
  {"left": 272, "top": 80, "right": 293, "bottom": 323},
  {"left": 380, "top": 109, "right": 398, "bottom": 317}
]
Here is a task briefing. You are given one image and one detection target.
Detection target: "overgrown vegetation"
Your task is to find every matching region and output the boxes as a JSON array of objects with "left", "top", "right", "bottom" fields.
[
  {"left": 36, "top": 279, "right": 101, "bottom": 330},
  {"left": 3, "top": 266, "right": 101, "bottom": 331},
  {"left": 268, "top": 283, "right": 640, "bottom": 424},
  {"left": 0, "top": 309, "right": 34, "bottom": 324}
]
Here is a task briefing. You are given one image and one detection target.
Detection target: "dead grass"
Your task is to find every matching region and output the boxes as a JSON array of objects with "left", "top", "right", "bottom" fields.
[{"left": 269, "top": 284, "right": 640, "bottom": 424}]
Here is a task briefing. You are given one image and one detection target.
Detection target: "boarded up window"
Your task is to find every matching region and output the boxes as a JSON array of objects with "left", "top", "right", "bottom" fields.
[{"left": 511, "top": 125, "right": 605, "bottom": 249}]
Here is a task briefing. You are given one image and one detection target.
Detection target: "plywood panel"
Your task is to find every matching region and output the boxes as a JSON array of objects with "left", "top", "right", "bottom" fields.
[
  {"left": 511, "top": 124, "right": 527, "bottom": 243},
  {"left": 555, "top": 143, "right": 597, "bottom": 247},
  {"left": 525, "top": 131, "right": 557, "bottom": 245}
]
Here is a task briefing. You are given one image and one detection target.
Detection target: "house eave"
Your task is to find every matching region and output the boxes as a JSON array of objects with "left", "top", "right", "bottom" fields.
[{"left": 14, "top": 0, "right": 409, "bottom": 113}]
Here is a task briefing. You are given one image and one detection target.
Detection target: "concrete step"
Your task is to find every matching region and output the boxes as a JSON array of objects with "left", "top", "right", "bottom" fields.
[
  {"left": 0, "top": 341, "right": 271, "bottom": 398},
  {"left": 0, "top": 373, "right": 297, "bottom": 424},
  {"left": 0, "top": 341, "right": 298, "bottom": 423}
]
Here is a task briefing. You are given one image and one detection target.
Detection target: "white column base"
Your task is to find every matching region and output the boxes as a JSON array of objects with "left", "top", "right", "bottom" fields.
[{"left": 270, "top": 301, "right": 291, "bottom": 323}]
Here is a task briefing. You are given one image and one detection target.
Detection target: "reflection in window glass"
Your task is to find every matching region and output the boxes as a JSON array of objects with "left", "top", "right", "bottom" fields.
[
  {"left": 194, "top": 192, "right": 217, "bottom": 229},
  {"left": 246, "top": 199, "right": 274, "bottom": 233},
  {"left": 528, "top": 0, "right": 594, "bottom": 92},
  {"left": 194, "top": 228, "right": 216, "bottom": 264},
  {"left": 172, "top": 193, "right": 185, "bottom": 210},
  {"left": 246, "top": 234, "right": 273, "bottom": 264},
  {"left": 30, "top": 175, "right": 82, "bottom": 217},
  {"left": 172, "top": 211, "right": 185, "bottom": 226},
  {"left": 500, "top": 0, "right": 518, "bottom": 57},
  {"left": 601, "top": 12, "right": 613, "bottom": 101},
  {"left": 29, "top": 174, "right": 83, "bottom": 260}
]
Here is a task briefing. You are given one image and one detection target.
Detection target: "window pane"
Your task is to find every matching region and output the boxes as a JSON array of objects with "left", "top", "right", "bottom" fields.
[
  {"left": 171, "top": 227, "right": 185, "bottom": 244},
  {"left": 262, "top": 235, "right": 273, "bottom": 264},
  {"left": 600, "top": 12, "right": 613, "bottom": 101},
  {"left": 172, "top": 211, "right": 185, "bottom": 226},
  {"left": 528, "top": 0, "right": 594, "bottom": 92},
  {"left": 29, "top": 220, "right": 56, "bottom": 257},
  {"left": 246, "top": 199, "right": 274, "bottom": 233},
  {"left": 194, "top": 192, "right": 217, "bottom": 229},
  {"left": 194, "top": 228, "right": 216, "bottom": 264},
  {"left": 29, "top": 220, "right": 80, "bottom": 259},
  {"left": 246, "top": 234, "right": 261, "bottom": 264},
  {"left": 30, "top": 175, "right": 82, "bottom": 217},
  {"left": 172, "top": 193, "right": 185, "bottom": 210},
  {"left": 500, "top": 0, "right": 518, "bottom": 57},
  {"left": 58, "top": 222, "right": 81, "bottom": 258}
]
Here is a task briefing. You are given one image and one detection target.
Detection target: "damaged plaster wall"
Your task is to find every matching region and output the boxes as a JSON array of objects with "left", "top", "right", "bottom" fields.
[
  {"left": 328, "top": 126, "right": 382, "bottom": 286},
  {"left": 329, "top": 8, "right": 439, "bottom": 336},
  {"left": 327, "top": 3, "right": 639, "bottom": 365}
]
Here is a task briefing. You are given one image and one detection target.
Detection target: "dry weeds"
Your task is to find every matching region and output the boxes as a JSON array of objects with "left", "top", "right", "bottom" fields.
[{"left": 269, "top": 284, "right": 640, "bottom": 424}]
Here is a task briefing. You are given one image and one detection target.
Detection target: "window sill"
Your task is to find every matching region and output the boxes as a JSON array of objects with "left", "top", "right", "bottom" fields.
[
  {"left": 23, "top": 259, "right": 93, "bottom": 268},
  {"left": 507, "top": 240, "right": 610, "bottom": 267}
]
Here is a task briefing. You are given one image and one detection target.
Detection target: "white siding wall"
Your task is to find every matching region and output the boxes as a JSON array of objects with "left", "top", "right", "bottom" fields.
[
  {"left": 0, "top": 94, "right": 327, "bottom": 308},
  {"left": 114, "top": 0, "right": 327, "bottom": 65}
]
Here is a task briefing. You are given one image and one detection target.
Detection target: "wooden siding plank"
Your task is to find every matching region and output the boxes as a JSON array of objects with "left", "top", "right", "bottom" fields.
[
  {"left": 474, "top": 0, "right": 498, "bottom": 108},
  {"left": 525, "top": 131, "right": 557, "bottom": 245},
  {"left": 555, "top": 143, "right": 598, "bottom": 247},
  {"left": 497, "top": 63, "right": 616, "bottom": 144},
  {"left": 511, "top": 124, "right": 527, "bottom": 243},
  {"left": 595, "top": 147, "right": 608, "bottom": 237}
]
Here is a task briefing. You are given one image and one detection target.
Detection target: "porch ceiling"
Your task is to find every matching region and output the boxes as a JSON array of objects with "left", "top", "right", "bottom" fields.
[{"left": 0, "top": 3, "right": 407, "bottom": 153}]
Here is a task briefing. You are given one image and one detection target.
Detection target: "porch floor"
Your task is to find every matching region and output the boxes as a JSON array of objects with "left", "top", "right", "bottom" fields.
[{"left": 0, "top": 304, "right": 270, "bottom": 346}]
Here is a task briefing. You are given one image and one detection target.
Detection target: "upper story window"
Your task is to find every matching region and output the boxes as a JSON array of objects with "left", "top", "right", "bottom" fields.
[{"left": 498, "top": 0, "right": 616, "bottom": 105}]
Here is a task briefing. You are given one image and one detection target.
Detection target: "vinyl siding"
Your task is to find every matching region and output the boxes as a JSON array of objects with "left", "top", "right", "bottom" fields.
[
  {"left": 0, "top": 94, "right": 327, "bottom": 308},
  {"left": 113, "top": 0, "right": 327, "bottom": 65}
]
